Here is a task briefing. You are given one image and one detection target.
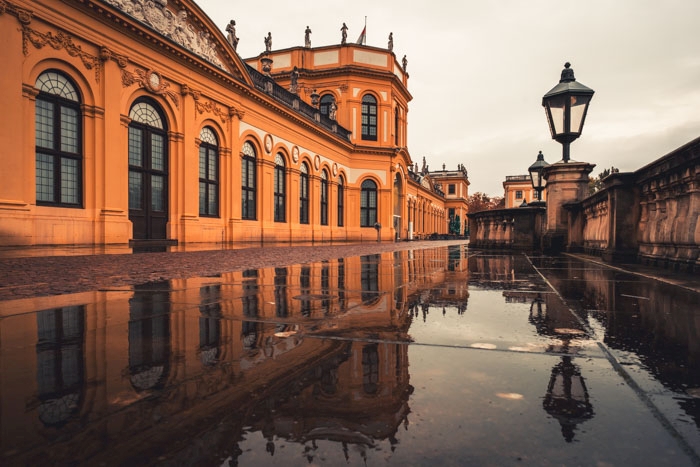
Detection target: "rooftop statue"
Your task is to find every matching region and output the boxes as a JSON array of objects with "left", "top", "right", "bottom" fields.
[{"left": 226, "top": 20, "right": 239, "bottom": 50}]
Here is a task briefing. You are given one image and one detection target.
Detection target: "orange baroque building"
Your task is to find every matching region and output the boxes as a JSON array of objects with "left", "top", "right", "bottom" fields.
[{"left": 0, "top": 0, "right": 469, "bottom": 247}]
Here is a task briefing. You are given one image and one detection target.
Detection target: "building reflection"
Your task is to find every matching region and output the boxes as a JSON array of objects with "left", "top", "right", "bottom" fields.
[
  {"left": 35, "top": 306, "right": 85, "bottom": 427},
  {"left": 128, "top": 282, "right": 171, "bottom": 391},
  {"left": 0, "top": 246, "right": 470, "bottom": 465}
]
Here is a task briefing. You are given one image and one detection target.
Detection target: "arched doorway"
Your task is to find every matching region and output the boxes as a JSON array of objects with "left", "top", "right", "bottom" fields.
[{"left": 128, "top": 99, "right": 169, "bottom": 240}]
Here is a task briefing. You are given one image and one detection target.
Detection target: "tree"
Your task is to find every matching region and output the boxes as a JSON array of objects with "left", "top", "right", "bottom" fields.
[
  {"left": 449, "top": 215, "right": 461, "bottom": 235},
  {"left": 589, "top": 166, "right": 619, "bottom": 194},
  {"left": 466, "top": 192, "right": 503, "bottom": 213}
]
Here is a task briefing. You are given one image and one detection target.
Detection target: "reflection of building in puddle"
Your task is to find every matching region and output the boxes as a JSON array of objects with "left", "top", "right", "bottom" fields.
[
  {"left": 242, "top": 339, "right": 413, "bottom": 464},
  {"left": 3, "top": 248, "right": 471, "bottom": 464},
  {"left": 468, "top": 254, "right": 539, "bottom": 290},
  {"left": 128, "top": 282, "right": 171, "bottom": 392},
  {"left": 33, "top": 305, "right": 86, "bottom": 427}
]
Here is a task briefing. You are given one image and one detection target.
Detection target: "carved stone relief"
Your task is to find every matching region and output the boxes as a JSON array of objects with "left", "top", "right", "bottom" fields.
[{"left": 101, "top": 0, "right": 228, "bottom": 71}]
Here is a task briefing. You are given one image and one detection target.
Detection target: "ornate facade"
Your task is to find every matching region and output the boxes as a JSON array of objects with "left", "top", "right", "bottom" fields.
[{"left": 0, "top": 0, "right": 468, "bottom": 247}]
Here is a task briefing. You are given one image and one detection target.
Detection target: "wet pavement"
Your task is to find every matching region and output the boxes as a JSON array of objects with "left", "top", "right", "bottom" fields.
[{"left": 1, "top": 242, "right": 699, "bottom": 466}]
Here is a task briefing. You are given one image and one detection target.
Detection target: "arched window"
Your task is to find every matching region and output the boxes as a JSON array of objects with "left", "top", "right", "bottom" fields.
[
  {"left": 241, "top": 142, "right": 257, "bottom": 220},
  {"left": 360, "top": 179, "right": 377, "bottom": 227},
  {"left": 199, "top": 127, "right": 219, "bottom": 217},
  {"left": 299, "top": 162, "right": 309, "bottom": 224},
  {"left": 320, "top": 94, "right": 334, "bottom": 118},
  {"left": 320, "top": 169, "right": 329, "bottom": 226},
  {"left": 128, "top": 98, "right": 169, "bottom": 240},
  {"left": 274, "top": 153, "right": 286, "bottom": 222},
  {"left": 337, "top": 175, "right": 345, "bottom": 227},
  {"left": 361, "top": 94, "right": 377, "bottom": 141},
  {"left": 35, "top": 71, "right": 82, "bottom": 207}
]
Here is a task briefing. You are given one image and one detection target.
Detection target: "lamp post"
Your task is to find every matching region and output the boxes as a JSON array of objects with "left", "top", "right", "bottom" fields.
[
  {"left": 528, "top": 150, "right": 549, "bottom": 205},
  {"left": 542, "top": 63, "right": 594, "bottom": 163}
]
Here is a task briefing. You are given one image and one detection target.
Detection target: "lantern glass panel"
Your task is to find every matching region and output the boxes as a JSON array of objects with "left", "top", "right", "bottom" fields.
[
  {"left": 570, "top": 94, "right": 591, "bottom": 134},
  {"left": 545, "top": 94, "right": 567, "bottom": 136}
]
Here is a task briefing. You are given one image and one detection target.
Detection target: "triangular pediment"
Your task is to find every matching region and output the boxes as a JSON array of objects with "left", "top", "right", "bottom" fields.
[{"left": 99, "top": 0, "right": 251, "bottom": 84}]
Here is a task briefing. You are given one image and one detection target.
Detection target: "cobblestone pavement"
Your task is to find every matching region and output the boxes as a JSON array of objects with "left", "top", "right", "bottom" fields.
[{"left": 0, "top": 240, "right": 467, "bottom": 301}]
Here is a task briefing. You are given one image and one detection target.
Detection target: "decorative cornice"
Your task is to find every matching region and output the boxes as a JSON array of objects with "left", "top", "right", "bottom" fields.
[
  {"left": 0, "top": 0, "right": 33, "bottom": 25},
  {"left": 22, "top": 25, "right": 101, "bottom": 83},
  {"left": 121, "top": 67, "right": 179, "bottom": 108}
]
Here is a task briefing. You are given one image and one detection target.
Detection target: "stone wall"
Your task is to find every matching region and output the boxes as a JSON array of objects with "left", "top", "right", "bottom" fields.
[
  {"left": 635, "top": 137, "right": 700, "bottom": 271},
  {"left": 469, "top": 136, "right": 698, "bottom": 273},
  {"left": 574, "top": 136, "right": 699, "bottom": 271},
  {"left": 468, "top": 207, "right": 546, "bottom": 250}
]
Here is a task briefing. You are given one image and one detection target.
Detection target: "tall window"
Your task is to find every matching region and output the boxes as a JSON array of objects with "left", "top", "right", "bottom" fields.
[
  {"left": 394, "top": 107, "right": 399, "bottom": 146},
  {"left": 361, "top": 94, "right": 377, "bottom": 141},
  {"left": 199, "top": 127, "right": 219, "bottom": 217},
  {"left": 360, "top": 179, "right": 377, "bottom": 227},
  {"left": 241, "top": 142, "right": 256, "bottom": 220},
  {"left": 299, "top": 162, "right": 309, "bottom": 224},
  {"left": 320, "top": 94, "right": 334, "bottom": 118},
  {"left": 35, "top": 71, "right": 82, "bottom": 207},
  {"left": 320, "top": 169, "right": 328, "bottom": 226},
  {"left": 515, "top": 190, "right": 523, "bottom": 199},
  {"left": 274, "top": 153, "right": 286, "bottom": 222},
  {"left": 337, "top": 175, "right": 345, "bottom": 227},
  {"left": 448, "top": 184, "right": 456, "bottom": 195}
]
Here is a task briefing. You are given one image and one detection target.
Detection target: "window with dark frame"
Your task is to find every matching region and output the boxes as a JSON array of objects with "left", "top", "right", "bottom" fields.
[
  {"left": 337, "top": 175, "right": 344, "bottom": 227},
  {"left": 320, "top": 169, "right": 328, "bottom": 226},
  {"left": 360, "top": 179, "right": 377, "bottom": 227},
  {"left": 199, "top": 127, "right": 219, "bottom": 217},
  {"left": 299, "top": 162, "right": 309, "bottom": 224},
  {"left": 320, "top": 94, "right": 334, "bottom": 118},
  {"left": 394, "top": 107, "right": 399, "bottom": 146},
  {"left": 361, "top": 94, "right": 377, "bottom": 141},
  {"left": 35, "top": 70, "right": 83, "bottom": 207},
  {"left": 241, "top": 142, "right": 257, "bottom": 220},
  {"left": 516, "top": 190, "right": 523, "bottom": 199},
  {"left": 274, "top": 153, "right": 286, "bottom": 222},
  {"left": 448, "top": 184, "right": 456, "bottom": 195}
]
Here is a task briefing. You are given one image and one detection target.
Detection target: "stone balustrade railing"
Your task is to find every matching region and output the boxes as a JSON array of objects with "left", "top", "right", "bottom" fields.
[
  {"left": 470, "top": 136, "right": 698, "bottom": 273},
  {"left": 569, "top": 136, "right": 699, "bottom": 271},
  {"left": 467, "top": 207, "right": 545, "bottom": 250}
]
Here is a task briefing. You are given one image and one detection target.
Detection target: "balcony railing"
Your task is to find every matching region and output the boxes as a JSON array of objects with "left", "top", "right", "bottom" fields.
[{"left": 246, "top": 64, "right": 352, "bottom": 141}]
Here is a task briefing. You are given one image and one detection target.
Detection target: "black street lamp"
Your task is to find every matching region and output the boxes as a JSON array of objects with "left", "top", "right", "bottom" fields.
[
  {"left": 528, "top": 150, "right": 549, "bottom": 204},
  {"left": 542, "top": 63, "right": 594, "bottom": 163}
]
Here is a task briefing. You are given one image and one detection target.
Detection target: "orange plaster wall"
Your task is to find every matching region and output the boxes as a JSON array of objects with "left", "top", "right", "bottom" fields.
[{"left": 0, "top": 0, "right": 452, "bottom": 247}]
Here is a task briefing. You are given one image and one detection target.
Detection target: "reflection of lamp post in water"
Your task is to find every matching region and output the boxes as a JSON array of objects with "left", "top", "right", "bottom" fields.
[
  {"left": 543, "top": 353, "right": 594, "bottom": 442},
  {"left": 528, "top": 294, "right": 595, "bottom": 441}
]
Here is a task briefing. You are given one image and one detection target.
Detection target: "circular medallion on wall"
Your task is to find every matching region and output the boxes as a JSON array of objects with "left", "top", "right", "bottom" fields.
[
  {"left": 314, "top": 154, "right": 321, "bottom": 170},
  {"left": 146, "top": 70, "right": 161, "bottom": 91},
  {"left": 292, "top": 145, "right": 299, "bottom": 163},
  {"left": 264, "top": 134, "right": 273, "bottom": 154},
  {"left": 332, "top": 162, "right": 338, "bottom": 176}
]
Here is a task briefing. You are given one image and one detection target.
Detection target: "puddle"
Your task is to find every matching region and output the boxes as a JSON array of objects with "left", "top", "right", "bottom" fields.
[{"left": 0, "top": 246, "right": 699, "bottom": 465}]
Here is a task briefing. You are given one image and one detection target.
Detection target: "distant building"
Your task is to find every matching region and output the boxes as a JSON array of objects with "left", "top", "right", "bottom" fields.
[
  {"left": 503, "top": 175, "right": 546, "bottom": 208},
  {"left": 0, "top": 0, "right": 469, "bottom": 247}
]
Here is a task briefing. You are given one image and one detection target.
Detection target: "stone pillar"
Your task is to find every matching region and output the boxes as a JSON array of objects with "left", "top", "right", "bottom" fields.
[{"left": 542, "top": 161, "right": 595, "bottom": 252}]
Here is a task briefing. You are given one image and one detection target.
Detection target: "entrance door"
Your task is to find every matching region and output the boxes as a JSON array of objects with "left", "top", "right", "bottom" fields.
[{"left": 128, "top": 100, "right": 168, "bottom": 240}]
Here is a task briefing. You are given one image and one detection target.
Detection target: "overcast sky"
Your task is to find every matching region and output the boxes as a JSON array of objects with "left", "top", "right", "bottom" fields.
[{"left": 196, "top": 0, "right": 700, "bottom": 196}]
